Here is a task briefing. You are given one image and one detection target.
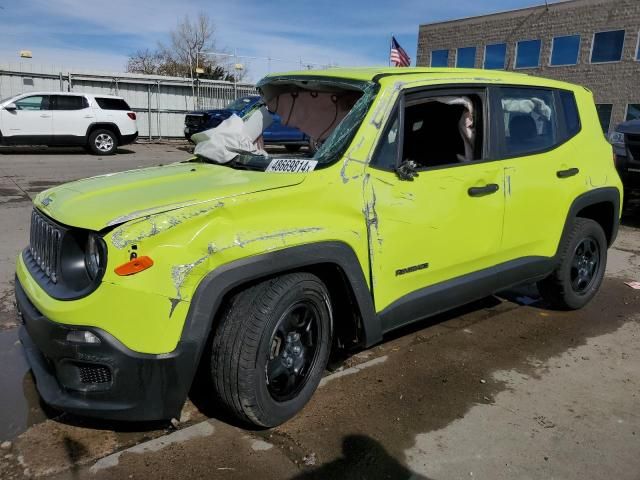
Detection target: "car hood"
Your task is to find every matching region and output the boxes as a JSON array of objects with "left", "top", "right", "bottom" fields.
[
  {"left": 617, "top": 119, "right": 640, "bottom": 135},
  {"left": 34, "top": 162, "right": 305, "bottom": 231}
]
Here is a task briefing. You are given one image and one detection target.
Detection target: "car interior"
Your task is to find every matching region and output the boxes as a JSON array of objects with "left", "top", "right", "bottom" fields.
[{"left": 402, "top": 95, "right": 483, "bottom": 168}]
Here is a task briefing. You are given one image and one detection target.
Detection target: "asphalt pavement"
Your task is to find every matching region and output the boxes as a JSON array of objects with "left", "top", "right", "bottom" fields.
[{"left": 0, "top": 143, "right": 639, "bottom": 480}]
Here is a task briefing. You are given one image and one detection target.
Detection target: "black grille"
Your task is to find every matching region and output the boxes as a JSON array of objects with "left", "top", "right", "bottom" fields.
[
  {"left": 78, "top": 364, "right": 112, "bottom": 384},
  {"left": 626, "top": 134, "right": 640, "bottom": 161},
  {"left": 29, "top": 209, "right": 64, "bottom": 283}
]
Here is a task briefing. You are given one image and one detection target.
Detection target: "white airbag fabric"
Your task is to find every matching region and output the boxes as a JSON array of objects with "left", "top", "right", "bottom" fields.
[{"left": 192, "top": 107, "right": 273, "bottom": 164}]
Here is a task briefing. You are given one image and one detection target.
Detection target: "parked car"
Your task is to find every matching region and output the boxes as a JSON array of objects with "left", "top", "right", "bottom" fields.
[
  {"left": 610, "top": 120, "right": 640, "bottom": 189},
  {"left": 0, "top": 92, "right": 138, "bottom": 155},
  {"left": 184, "top": 95, "right": 316, "bottom": 152},
  {"left": 16, "top": 68, "right": 622, "bottom": 429}
]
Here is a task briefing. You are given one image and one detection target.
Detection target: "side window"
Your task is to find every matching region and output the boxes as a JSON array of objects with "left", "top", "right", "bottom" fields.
[
  {"left": 55, "top": 95, "right": 88, "bottom": 110},
  {"left": 370, "top": 111, "right": 399, "bottom": 171},
  {"left": 595, "top": 104, "right": 613, "bottom": 134},
  {"left": 558, "top": 90, "right": 581, "bottom": 138},
  {"left": 402, "top": 93, "right": 484, "bottom": 168},
  {"left": 496, "top": 87, "right": 557, "bottom": 157},
  {"left": 14, "top": 95, "right": 49, "bottom": 111}
]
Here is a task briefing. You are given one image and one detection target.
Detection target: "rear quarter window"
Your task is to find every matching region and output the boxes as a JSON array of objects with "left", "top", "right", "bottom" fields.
[
  {"left": 558, "top": 90, "right": 581, "bottom": 138},
  {"left": 95, "top": 98, "right": 131, "bottom": 110}
]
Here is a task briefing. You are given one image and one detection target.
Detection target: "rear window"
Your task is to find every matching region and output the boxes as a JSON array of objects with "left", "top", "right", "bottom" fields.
[{"left": 95, "top": 97, "right": 131, "bottom": 110}]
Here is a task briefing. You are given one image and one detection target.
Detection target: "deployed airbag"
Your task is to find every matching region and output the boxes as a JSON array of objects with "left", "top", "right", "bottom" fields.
[
  {"left": 192, "top": 106, "right": 273, "bottom": 164},
  {"left": 266, "top": 91, "right": 361, "bottom": 141}
]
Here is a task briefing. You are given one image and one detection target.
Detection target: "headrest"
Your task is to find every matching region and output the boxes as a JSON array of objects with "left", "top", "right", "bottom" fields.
[{"left": 509, "top": 115, "right": 537, "bottom": 143}]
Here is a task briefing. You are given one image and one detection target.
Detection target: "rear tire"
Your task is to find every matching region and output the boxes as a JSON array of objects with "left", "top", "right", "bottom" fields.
[
  {"left": 537, "top": 218, "right": 607, "bottom": 310},
  {"left": 87, "top": 129, "right": 118, "bottom": 155},
  {"left": 210, "top": 273, "right": 332, "bottom": 427}
]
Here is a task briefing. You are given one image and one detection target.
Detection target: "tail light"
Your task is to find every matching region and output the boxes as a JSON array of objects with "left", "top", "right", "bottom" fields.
[{"left": 127, "top": 112, "right": 137, "bottom": 120}]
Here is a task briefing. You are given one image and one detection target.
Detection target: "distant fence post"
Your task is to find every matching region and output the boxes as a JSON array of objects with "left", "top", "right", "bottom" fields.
[
  {"left": 147, "top": 84, "right": 152, "bottom": 140},
  {"left": 156, "top": 80, "right": 162, "bottom": 140},
  {"left": 59, "top": 72, "right": 64, "bottom": 92},
  {"left": 67, "top": 73, "right": 72, "bottom": 91}
]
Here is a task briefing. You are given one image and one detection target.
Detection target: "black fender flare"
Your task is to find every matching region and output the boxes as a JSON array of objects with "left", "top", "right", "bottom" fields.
[
  {"left": 557, "top": 186, "right": 621, "bottom": 254},
  {"left": 86, "top": 123, "right": 122, "bottom": 141},
  {"left": 177, "top": 240, "right": 380, "bottom": 383}
]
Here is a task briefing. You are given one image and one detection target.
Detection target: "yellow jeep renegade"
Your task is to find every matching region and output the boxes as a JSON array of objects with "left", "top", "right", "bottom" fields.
[{"left": 15, "top": 68, "right": 623, "bottom": 427}]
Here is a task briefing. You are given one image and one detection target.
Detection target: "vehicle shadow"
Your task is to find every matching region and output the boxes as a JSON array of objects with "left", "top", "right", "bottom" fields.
[{"left": 289, "top": 434, "right": 431, "bottom": 480}]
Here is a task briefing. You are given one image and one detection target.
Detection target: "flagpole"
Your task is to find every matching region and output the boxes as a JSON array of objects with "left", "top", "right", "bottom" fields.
[{"left": 388, "top": 33, "right": 393, "bottom": 67}]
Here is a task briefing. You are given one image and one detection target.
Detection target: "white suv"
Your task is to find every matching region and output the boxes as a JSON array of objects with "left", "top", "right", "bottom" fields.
[{"left": 0, "top": 92, "right": 138, "bottom": 155}]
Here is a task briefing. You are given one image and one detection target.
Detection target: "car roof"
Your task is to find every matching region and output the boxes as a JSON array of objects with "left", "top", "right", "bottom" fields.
[
  {"left": 261, "top": 67, "right": 583, "bottom": 92},
  {"left": 13, "top": 92, "right": 125, "bottom": 99}
]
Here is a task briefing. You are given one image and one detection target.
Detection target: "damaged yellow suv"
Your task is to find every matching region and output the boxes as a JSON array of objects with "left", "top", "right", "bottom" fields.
[{"left": 16, "top": 68, "right": 622, "bottom": 427}]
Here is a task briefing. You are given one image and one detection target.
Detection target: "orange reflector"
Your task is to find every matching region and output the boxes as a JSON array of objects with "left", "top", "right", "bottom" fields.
[{"left": 114, "top": 256, "right": 154, "bottom": 276}]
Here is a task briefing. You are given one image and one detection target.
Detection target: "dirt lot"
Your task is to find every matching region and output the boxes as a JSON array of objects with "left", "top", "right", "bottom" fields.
[{"left": 0, "top": 143, "right": 639, "bottom": 479}]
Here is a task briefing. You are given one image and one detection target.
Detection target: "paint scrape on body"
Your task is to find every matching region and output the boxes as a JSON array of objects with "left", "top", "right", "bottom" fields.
[{"left": 111, "top": 201, "right": 224, "bottom": 249}]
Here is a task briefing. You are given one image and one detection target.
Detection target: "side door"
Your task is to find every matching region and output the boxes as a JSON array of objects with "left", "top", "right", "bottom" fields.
[
  {"left": 491, "top": 86, "right": 581, "bottom": 262},
  {"left": 365, "top": 87, "right": 505, "bottom": 331},
  {"left": 51, "top": 95, "right": 94, "bottom": 143},
  {"left": 0, "top": 95, "right": 52, "bottom": 143}
]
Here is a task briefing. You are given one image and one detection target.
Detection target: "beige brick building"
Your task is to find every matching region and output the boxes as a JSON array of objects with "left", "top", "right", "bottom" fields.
[{"left": 416, "top": 0, "right": 640, "bottom": 134}]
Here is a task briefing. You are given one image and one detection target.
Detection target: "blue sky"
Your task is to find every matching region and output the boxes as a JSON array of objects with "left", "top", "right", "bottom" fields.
[{"left": 0, "top": 0, "right": 563, "bottom": 81}]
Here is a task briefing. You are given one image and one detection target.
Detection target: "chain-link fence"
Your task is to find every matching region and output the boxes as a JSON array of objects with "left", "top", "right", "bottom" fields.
[{"left": 0, "top": 63, "right": 257, "bottom": 139}]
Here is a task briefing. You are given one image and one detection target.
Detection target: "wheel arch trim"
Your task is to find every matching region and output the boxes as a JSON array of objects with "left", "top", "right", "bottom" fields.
[
  {"left": 179, "top": 241, "right": 380, "bottom": 382},
  {"left": 560, "top": 186, "right": 621, "bottom": 250},
  {"left": 86, "top": 122, "right": 122, "bottom": 140}
]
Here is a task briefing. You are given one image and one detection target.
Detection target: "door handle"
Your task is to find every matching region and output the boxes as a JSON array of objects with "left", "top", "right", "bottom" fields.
[
  {"left": 40, "top": 114, "right": 51, "bottom": 118},
  {"left": 468, "top": 184, "right": 499, "bottom": 197},
  {"left": 557, "top": 167, "right": 579, "bottom": 178}
]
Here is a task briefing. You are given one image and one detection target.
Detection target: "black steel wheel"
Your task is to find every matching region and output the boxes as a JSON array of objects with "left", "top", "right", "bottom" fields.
[
  {"left": 538, "top": 218, "right": 607, "bottom": 310},
  {"left": 210, "top": 272, "right": 332, "bottom": 427},
  {"left": 570, "top": 237, "right": 600, "bottom": 294},
  {"left": 266, "top": 300, "right": 322, "bottom": 402}
]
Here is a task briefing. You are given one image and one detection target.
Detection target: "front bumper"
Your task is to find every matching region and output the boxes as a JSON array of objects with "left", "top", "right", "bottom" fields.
[{"left": 16, "top": 277, "right": 198, "bottom": 421}]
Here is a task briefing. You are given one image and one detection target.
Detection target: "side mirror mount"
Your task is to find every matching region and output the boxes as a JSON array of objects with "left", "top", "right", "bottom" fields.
[{"left": 3, "top": 103, "right": 17, "bottom": 111}]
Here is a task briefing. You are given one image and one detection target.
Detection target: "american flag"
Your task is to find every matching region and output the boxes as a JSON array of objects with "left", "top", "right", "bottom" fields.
[{"left": 390, "top": 36, "right": 411, "bottom": 67}]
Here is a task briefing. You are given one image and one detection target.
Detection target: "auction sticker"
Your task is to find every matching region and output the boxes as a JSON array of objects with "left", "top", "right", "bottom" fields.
[{"left": 266, "top": 158, "right": 318, "bottom": 173}]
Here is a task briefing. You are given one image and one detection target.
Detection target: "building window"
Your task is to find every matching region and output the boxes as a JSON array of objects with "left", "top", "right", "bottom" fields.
[
  {"left": 515, "top": 39, "right": 542, "bottom": 68},
  {"left": 626, "top": 104, "right": 640, "bottom": 122},
  {"left": 431, "top": 49, "right": 449, "bottom": 67},
  {"left": 484, "top": 43, "right": 507, "bottom": 69},
  {"left": 591, "top": 30, "right": 625, "bottom": 63},
  {"left": 550, "top": 35, "right": 581, "bottom": 66},
  {"left": 596, "top": 104, "right": 613, "bottom": 133},
  {"left": 456, "top": 47, "right": 476, "bottom": 68},
  {"left": 636, "top": 32, "right": 640, "bottom": 60}
]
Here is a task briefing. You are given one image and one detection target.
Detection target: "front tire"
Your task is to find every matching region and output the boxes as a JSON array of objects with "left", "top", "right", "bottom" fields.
[
  {"left": 87, "top": 129, "right": 118, "bottom": 155},
  {"left": 538, "top": 218, "right": 607, "bottom": 310},
  {"left": 210, "top": 273, "right": 332, "bottom": 427}
]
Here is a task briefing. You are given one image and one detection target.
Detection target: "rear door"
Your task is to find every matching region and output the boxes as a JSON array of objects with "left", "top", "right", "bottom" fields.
[
  {"left": 0, "top": 95, "right": 52, "bottom": 143},
  {"left": 492, "top": 86, "right": 581, "bottom": 261},
  {"left": 51, "top": 95, "right": 94, "bottom": 141}
]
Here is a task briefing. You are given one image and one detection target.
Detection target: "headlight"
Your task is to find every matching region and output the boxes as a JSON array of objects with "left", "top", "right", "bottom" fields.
[
  {"left": 609, "top": 131, "right": 625, "bottom": 146},
  {"left": 85, "top": 233, "right": 104, "bottom": 280}
]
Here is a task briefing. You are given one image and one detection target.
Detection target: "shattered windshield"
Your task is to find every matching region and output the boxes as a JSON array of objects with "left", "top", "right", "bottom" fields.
[
  {"left": 192, "top": 78, "right": 378, "bottom": 171},
  {"left": 225, "top": 96, "right": 259, "bottom": 112}
]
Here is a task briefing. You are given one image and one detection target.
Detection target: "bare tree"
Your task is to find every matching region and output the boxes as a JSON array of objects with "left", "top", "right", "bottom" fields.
[{"left": 126, "top": 12, "right": 242, "bottom": 81}]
